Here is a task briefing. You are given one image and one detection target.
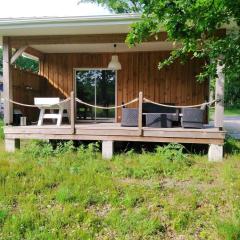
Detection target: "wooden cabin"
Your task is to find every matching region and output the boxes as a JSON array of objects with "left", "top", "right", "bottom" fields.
[{"left": 0, "top": 14, "right": 225, "bottom": 160}]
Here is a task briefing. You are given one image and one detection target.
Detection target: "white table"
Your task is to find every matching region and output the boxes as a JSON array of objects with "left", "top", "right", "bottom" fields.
[{"left": 34, "top": 98, "right": 70, "bottom": 126}]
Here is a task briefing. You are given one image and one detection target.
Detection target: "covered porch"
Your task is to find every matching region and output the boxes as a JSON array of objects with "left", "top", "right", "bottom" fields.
[{"left": 0, "top": 15, "right": 226, "bottom": 160}]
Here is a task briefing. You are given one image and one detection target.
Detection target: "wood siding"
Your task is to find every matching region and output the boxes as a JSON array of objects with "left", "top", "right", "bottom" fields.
[
  {"left": 12, "top": 68, "right": 61, "bottom": 122},
  {"left": 39, "top": 51, "right": 209, "bottom": 121}
]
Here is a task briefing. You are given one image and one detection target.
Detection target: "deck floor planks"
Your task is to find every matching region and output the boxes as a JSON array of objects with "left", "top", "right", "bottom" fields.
[{"left": 4, "top": 123, "right": 225, "bottom": 145}]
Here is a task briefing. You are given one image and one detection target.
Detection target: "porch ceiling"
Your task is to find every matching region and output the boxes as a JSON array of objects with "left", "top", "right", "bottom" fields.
[{"left": 31, "top": 42, "right": 178, "bottom": 53}]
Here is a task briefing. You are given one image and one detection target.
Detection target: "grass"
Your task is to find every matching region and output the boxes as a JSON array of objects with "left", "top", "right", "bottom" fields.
[
  {"left": 0, "top": 134, "right": 240, "bottom": 239},
  {"left": 224, "top": 106, "right": 240, "bottom": 116},
  {"left": 209, "top": 105, "right": 240, "bottom": 120}
]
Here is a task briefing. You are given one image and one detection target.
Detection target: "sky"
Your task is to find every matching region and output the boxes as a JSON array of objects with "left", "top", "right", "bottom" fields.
[{"left": 0, "top": 0, "right": 111, "bottom": 18}]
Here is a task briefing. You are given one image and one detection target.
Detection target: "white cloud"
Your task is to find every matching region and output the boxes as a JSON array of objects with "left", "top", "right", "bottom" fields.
[{"left": 0, "top": 0, "right": 110, "bottom": 18}]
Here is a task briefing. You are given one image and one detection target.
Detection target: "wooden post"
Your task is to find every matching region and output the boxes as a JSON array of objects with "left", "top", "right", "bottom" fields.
[
  {"left": 138, "top": 91, "right": 143, "bottom": 136},
  {"left": 3, "top": 37, "right": 13, "bottom": 125},
  {"left": 214, "top": 62, "right": 225, "bottom": 130},
  {"left": 70, "top": 91, "right": 75, "bottom": 134}
]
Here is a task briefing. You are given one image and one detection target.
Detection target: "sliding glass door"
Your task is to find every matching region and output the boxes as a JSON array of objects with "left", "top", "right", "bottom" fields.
[{"left": 75, "top": 69, "right": 116, "bottom": 122}]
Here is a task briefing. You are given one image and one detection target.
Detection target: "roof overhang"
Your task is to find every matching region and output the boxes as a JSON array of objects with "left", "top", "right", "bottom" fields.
[{"left": 0, "top": 14, "right": 141, "bottom": 43}]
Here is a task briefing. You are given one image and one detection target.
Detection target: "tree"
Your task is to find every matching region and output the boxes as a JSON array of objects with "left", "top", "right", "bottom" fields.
[
  {"left": 83, "top": 0, "right": 240, "bottom": 105},
  {"left": 0, "top": 48, "right": 39, "bottom": 75}
]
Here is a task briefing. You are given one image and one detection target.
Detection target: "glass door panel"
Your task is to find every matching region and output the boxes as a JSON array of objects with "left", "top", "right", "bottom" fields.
[{"left": 76, "top": 69, "right": 115, "bottom": 122}]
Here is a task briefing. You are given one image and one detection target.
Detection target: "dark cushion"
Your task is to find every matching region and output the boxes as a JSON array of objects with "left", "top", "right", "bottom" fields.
[
  {"left": 146, "top": 113, "right": 173, "bottom": 128},
  {"left": 143, "top": 103, "right": 176, "bottom": 114}
]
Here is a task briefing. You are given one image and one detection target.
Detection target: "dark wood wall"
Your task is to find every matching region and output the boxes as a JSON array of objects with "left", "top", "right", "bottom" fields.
[{"left": 39, "top": 51, "right": 209, "bottom": 121}]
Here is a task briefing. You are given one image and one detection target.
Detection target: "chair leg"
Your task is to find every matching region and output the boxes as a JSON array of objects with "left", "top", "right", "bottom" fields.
[
  {"left": 38, "top": 109, "right": 45, "bottom": 126},
  {"left": 50, "top": 109, "right": 56, "bottom": 124},
  {"left": 57, "top": 108, "right": 64, "bottom": 126}
]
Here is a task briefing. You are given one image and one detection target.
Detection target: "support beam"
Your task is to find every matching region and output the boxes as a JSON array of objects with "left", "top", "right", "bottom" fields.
[
  {"left": 138, "top": 91, "right": 143, "bottom": 136},
  {"left": 70, "top": 91, "right": 75, "bottom": 134},
  {"left": 214, "top": 63, "right": 225, "bottom": 129},
  {"left": 3, "top": 37, "right": 13, "bottom": 125},
  {"left": 10, "top": 33, "right": 168, "bottom": 48},
  {"left": 25, "top": 47, "right": 44, "bottom": 60},
  {"left": 208, "top": 144, "right": 223, "bottom": 162},
  {"left": 10, "top": 46, "right": 28, "bottom": 65},
  {"left": 5, "top": 138, "right": 20, "bottom": 152},
  {"left": 102, "top": 140, "right": 113, "bottom": 159}
]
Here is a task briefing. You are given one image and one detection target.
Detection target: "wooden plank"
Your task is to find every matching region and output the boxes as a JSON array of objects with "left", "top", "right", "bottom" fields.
[
  {"left": 70, "top": 91, "right": 75, "bottom": 134},
  {"left": 11, "top": 46, "right": 28, "bottom": 65},
  {"left": 3, "top": 37, "right": 13, "bottom": 125},
  {"left": 138, "top": 91, "right": 143, "bottom": 135},
  {"left": 143, "top": 129, "right": 225, "bottom": 139},
  {"left": 25, "top": 47, "right": 44, "bottom": 60},
  {"left": 76, "top": 128, "right": 139, "bottom": 136},
  {"left": 10, "top": 33, "right": 168, "bottom": 48},
  {"left": 4, "top": 132, "right": 224, "bottom": 145}
]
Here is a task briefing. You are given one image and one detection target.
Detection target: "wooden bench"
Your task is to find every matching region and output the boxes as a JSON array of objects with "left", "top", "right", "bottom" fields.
[{"left": 34, "top": 98, "right": 70, "bottom": 126}]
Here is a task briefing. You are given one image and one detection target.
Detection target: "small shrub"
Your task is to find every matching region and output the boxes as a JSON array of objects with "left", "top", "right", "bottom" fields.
[
  {"left": 77, "top": 142, "right": 100, "bottom": 160},
  {"left": 23, "top": 140, "right": 76, "bottom": 159},
  {"left": 23, "top": 140, "right": 54, "bottom": 158},
  {"left": 155, "top": 143, "right": 192, "bottom": 176},
  {"left": 225, "top": 136, "right": 240, "bottom": 155},
  {"left": 0, "top": 119, "right": 4, "bottom": 140},
  {"left": 155, "top": 143, "right": 186, "bottom": 161},
  {"left": 54, "top": 141, "right": 75, "bottom": 155}
]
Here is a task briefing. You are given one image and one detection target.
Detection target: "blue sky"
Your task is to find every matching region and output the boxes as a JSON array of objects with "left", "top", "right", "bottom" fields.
[{"left": 0, "top": 0, "right": 111, "bottom": 18}]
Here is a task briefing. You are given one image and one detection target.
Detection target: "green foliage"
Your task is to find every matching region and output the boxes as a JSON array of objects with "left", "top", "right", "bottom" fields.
[
  {"left": 217, "top": 219, "right": 240, "bottom": 240},
  {"left": 224, "top": 137, "right": 240, "bottom": 155},
  {"left": 90, "top": 0, "right": 240, "bottom": 105},
  {"left": 79, "top": 0, "right": 143, "bottom": 13},
  {"left": 0, "top": 119, "right": 3, "bottom": 140},
  {"left": 0, "top": 48, "right": 39, "bottom": 75},
  {"left": 23, "top": 140, "right": 76, "bottom": 158}
]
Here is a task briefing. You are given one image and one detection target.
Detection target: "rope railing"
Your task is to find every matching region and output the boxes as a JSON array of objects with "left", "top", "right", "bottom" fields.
[
  {"left": 143, "top": 98, "right": 220, "bottom": 109},
  {"left": 3, "top": 97, "right": 71, "bottom": 108},
  {"left": 75, "top": 97, "right": 139, "bottom": 110}
]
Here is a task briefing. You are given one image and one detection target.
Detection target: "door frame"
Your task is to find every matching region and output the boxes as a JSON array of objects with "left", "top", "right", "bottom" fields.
[{"left": 73, "top": 68, "right": 118, "bottom": 122}]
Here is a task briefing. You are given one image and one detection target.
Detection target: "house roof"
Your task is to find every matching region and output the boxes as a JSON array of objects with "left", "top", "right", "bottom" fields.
[
  {"left": 0, "top": 14, "right": 141, "bottom": 40},
  {"left": 0, "top": 13, "right": 177, "bottom": 53}
]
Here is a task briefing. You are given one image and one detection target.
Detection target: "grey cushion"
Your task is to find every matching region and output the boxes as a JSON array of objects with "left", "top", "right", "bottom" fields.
[
  {"left": 181, "top": 108, "right": 204, "bottom": 129},
  {"left": 121, "top": 108, "right": 138, "bottom": 127}
]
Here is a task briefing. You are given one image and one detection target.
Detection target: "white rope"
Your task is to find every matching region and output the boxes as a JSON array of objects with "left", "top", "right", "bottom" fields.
[
  {"left": 75, "top": 97, "right": 139, "bottom": 110},
  {"left": 143, "top": 98, "right": 220, "bottom": 109},
  {"left": 3, "top": 97, "right": 71, "bottom": 108}
]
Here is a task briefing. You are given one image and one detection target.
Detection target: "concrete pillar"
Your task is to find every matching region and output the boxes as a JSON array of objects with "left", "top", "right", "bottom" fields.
[
  {"left": 102, "top": 140, "right": 113, "bottom": 159},
  {"left": 5, "top": 139, "right": 20, "bottom": 152},
  {"left": 208, "top": 144, "right": 223, "bottom": 162}
]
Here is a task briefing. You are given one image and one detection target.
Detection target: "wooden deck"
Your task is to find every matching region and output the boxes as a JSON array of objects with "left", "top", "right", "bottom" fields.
[{"left": 4, "top": 123, "right": 226, "bottom": 145}]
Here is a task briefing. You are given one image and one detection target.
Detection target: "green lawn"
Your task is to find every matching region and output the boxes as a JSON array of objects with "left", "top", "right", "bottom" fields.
[
  {"left": 209, "top": 106, "right": 240, "bottom": 121},
  {"left": 0, "top": 136, "right": 240, "bottom": 239},
  {"left": 224, "top": 106, "right": 240, "bottom": 116}
]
